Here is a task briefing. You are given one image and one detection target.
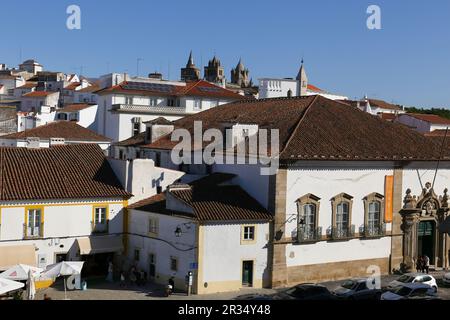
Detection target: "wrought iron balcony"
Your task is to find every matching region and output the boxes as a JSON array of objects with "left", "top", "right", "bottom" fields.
[
  {"left": 23, "top": 222, "right": 44, "bottom": 239},
  {"left": 91, "top": 220, "right": 109, "bottom": 234},
  {"left": 360, "top": 223, "right": 386, "bottom": 238},
  {"left": 296, "top": 226, "right": 323, "bottom": 243},
  {"left": 327, "top": 224, "right": 355, "bottom": 240}
]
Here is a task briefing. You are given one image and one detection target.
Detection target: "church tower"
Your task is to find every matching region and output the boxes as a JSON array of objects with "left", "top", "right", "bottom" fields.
[
  {"left": 296, "top": 60, "right": 308, "bottom": 96},
  {"left": 230, "top": 58, "right": 250, "bottom": 87},
  {"left": 181, "top": 51, "right": 200, "bottom": 82},
  {"left": 204, "top": 55, "right": 225, "bottom": 84}
]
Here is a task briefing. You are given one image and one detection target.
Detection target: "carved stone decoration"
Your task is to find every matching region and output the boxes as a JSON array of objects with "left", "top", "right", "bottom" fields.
[
  {"left": 403, "top": 189, "right": 415, "bottom": 209},
  {"left": 442, "top": 188, "right": 449, "bottom": 208}
]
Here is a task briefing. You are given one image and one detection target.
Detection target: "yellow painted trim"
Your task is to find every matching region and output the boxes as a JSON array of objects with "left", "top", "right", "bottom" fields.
[
  {"left": 240, "top": 224, "right": 257, "bottom": 245},
  {"left": 35, "top": 279, "right": 54, "bottom": 290},
  {"left": 92, "top": 204, "right": 109, "bottom": 232},
  {"left": 24, "top": 205, "right": 44, "bottom": 238},
  {"left": 0, "top": 200, "right": 124, "bottom": 209},
  {"left": 195, "top": 224, "right": 203, "bottom": 294}
]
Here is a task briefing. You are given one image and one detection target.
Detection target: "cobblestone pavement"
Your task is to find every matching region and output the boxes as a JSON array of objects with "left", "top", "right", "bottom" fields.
[{"left": 34, "top": 271, "right": 450, "bottom": 300}]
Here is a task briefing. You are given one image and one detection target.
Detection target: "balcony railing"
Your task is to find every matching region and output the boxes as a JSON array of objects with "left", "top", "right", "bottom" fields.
[
  {"left": 91, "top": 220, "right": 109, "bottom": 234},
  {"left": 327, "top": 224, "right": 355, "bottom": 240},
  {"left": 111, "top": 104, "right": 190, "bottom": 115},
  {"left": 360, "top": 223, "right": 386, "bottom": 238},
  {"left": 296, "top": 226, "right": 323, "bottom": 243},
  {"left": 23, "top": 222, "right": 44, "bottom": 239}
]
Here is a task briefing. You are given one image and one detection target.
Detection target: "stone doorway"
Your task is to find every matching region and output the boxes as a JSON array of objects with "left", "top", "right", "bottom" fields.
[{"left": 418, "top": 220, "right": 436, "bottom": 265}]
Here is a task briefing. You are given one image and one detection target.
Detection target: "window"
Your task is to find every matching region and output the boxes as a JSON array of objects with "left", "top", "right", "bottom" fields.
[
  {"left": 93, "top": 206, "right": 108, "bottom": 233},
  {"left": 134, "top": 249, "right": 140, "bottom": 262},
  {"left": 148, "top": 217, "right": 158, "bottom": 235},
  {"left": 241, "top": 225, "right": 256, "bottom": 244},
  {"left": 330, "top": 193, "right": 354, "bottom": 239},
  {"left": 26, "top": 208, "right": 42, "bottom": 237},
  {"left": 363, "top": 193, "right": 385, "bottom": 237},
  {"left": 149, "top": 98, "right": 157, "bottom": 106},
  {"left": 170, "top": 257, "right": 178, "bottom": 271},
  {"left": 57, "top": 113, "right": 67, "bottom": 120},
  {"left": 243, "top": 226, "right": 255, "bottom": 240},
  {"left": 194, "top": 99, "right": 202, "bottom": 110},
  {"left": 146, "top": 127, "right": 152, "bottom": 142},
  {"left": 69, "top": 113, "right": 78, "bottom": 121},
  {"left": 132, "top": 122, "right": 140, "bottom": 136},
  {"left": 167, "top": 98, "right": 175, "bottom": 107},
  {"left": 125, "top": 96, "right": 134, "bottom": 105},
  {"left": 296, "top": 194, "right": 321, "bottom": 242}
]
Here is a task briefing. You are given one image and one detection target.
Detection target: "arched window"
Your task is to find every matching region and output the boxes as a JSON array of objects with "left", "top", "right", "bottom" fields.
[
  {"left": 330, "top": 193, "right": 354, "bottom": 239},
  {"left": 363, "top": 193, "right": 385, "bottom": 237},
  {"left": 296, "top": 194, "right": 321, "bottom": 242}
]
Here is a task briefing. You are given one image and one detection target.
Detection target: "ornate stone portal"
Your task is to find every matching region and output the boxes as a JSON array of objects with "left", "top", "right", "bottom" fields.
[{"left": 400, "top": 182, "right": 450, "bottom": 271}]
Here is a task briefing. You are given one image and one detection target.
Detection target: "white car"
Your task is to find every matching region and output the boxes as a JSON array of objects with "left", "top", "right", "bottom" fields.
[
  {"left": 443, "top": 273, "right": 450, "bottom": 286},
  {"left": 387, "top": 273, "right": 438, "bottom": 292},
  {"left": 381, "top": 283, "right": 436, "bottom": 300}
]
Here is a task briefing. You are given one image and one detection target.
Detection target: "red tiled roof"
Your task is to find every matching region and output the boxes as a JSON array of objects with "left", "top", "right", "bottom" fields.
[
  {"left": 128, "top": 173, "right": 272, "bottom": 222},
  {"left": 23, "top": 91, "right": 55, "bottom": 97},
  {"left": 16, "top": 82, "right": 37, "bottom": 89},
  {"left": 57, "top": 103, "right": 95, "bottom": 112},
  {"left": 424, "top": 129, "right": 450, "bottom": 137},
  {"left": 97, "top": 80, "right": 246, "bottom": 100},
  {"left": 142, "top": 95, "right": 448, "bottom": 161},
  {"left": 307, "top": 84, "right": 323, "bottom": 92},
  {"left": 114, "top": 132, "right": 146, "bottom": 147},
  {"left": 2, "top": 121, "right": 111, "bottom": 142},
  {"left": 402, "top": 113, "right": 450, "bottom": 125},
  {"left": 65, "top": 82, "right": 81, "bottom": 90},
  {"left": 77, "top": 83, "right": 101, "bottom": 93},
  {"left": 0, "top": 144, "right": 131, "bottom": 201},
  {"left": 367, "top": 99, "right": 402, "bottom": 111},
  {"left": 379, "top": 113, "right": 397, "bottom": 121}
]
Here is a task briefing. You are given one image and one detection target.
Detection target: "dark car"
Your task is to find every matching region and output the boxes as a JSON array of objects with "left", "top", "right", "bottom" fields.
[
  {"left": 333, "top": 278, "right": 382, "bottom": 300},
  {"left": 272, "top": 284, "right": 338, "bottom": 300},
  {"left": 233, "top": 294, "right": 273, "bottom": 300}
]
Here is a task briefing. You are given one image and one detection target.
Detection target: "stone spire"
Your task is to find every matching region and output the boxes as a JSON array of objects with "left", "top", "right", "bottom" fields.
[
  {"left": 186, "top": 50, "right": 194, "bottom": 67},
  {"left": 181, "top": 50, "right": 200, "bottom": 81},
  {"left": 296, "top": 59, "right": 308, "bottom": 96}
]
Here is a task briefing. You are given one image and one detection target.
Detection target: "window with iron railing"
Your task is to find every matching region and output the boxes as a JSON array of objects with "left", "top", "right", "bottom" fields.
[
  {"left": 297, "top": 226, "right": 323, "bottom": 243},
  {"left": 361, "top": 222, "right": 386, "bottom": 238},
  {"left": 92, "top": 207, "right": 108, "bottom": 233},
  {"left": 24, "top": 208, "right": 44, "bottom": 238},
  {"left": 327, "top": 224, "right": 356, "bottom": 240}
]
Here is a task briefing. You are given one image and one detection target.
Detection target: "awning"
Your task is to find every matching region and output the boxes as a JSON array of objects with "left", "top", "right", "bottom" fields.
[
  {"left": 0, "top": 245, "right": 36, "bottom": 271},
  {"left": 76, "top": 235, "right": 123, "bottom": 255}
]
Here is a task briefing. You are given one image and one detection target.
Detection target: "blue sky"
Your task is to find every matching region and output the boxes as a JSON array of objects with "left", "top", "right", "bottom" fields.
[{"left": 1, "top": 0, "right": 449, "bottom": 107}]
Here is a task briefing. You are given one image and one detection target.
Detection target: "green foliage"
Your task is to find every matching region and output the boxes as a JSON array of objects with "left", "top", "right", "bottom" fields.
[{"left": 405, "top": 107, "right": 450, "bottom": 120}]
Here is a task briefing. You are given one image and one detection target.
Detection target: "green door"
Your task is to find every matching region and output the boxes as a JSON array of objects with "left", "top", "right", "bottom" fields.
[
  {"left": 242, "top": 261, "right": 253, "bottom": 287},
  {"left": 418, "top": 221, "right": 435, "bottom": 265}
]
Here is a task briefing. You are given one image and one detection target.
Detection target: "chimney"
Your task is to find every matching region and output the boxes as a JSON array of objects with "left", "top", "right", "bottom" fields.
[{"left": 144, "top": 122, "right": 175, "bottom": 144}]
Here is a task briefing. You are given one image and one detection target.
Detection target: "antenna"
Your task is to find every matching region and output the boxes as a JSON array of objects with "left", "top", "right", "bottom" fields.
[
  {"left": 136, "top": 58, "right": 143, "bottom": 77},
  {"left": 432, "top": 126, "right": 449, "bottom": 189}
]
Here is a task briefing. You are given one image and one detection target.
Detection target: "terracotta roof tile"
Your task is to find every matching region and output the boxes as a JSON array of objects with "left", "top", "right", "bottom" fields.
[
  {"left": 22, "top": 91, "right": 55, "bottom": 98},
  {"left": 0, "top": 144, "right": 131, "bottom": 201},
  {"left": 2, "top": 121, "right": 111, "bottom": 142},
  {"left": 57, "top": 104, "right": 95, "bottom": 112},
  {"left": 128, "top": 173, "right": 271, "bottom": 222},
  {"left": 142, "top": 95, "right": 447, "bottom": 161}
]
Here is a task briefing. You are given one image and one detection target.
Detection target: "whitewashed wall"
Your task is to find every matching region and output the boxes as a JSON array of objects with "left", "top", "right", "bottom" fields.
[{"left": 285, "top": 162, "right": 394, "bottom": 266}]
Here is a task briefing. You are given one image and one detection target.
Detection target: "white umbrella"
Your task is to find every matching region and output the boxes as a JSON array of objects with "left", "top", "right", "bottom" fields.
[
  {"left": 0, "top": 278, "right": 24, "bottom": 295},
  {"left": 41, "top": 261, "right": 84, "bottom": 300},
  {"left": 0, "top": 264, "right": 43, "bottom": 281},
  {"left": 25, "top": 270, "right": 36, "bottom": 300}
]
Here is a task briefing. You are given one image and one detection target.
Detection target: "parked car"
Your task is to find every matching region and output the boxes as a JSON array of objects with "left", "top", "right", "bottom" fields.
[
  {"left": 442, "top": 273, "right": 450, "bottom": 287},
  {"left": 381, "top": 283, "right": 436, "bottom": 300},
  {"left": 333, "top": 278, "right": 382, "bottom": 300},
  {"left": 272, "top": 284, "right": 338, "bottom": 300},
  {"left": 233, "top": 294, "right": 272, "bottom": 300},
  {"left": 387, "top": 273, "right": 438, "bottom": 292}
]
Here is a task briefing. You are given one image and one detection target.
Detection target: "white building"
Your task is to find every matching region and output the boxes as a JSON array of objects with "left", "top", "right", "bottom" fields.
[
  {"left": 0, "top": 144, "right": 131, "bottom": 276},
  {"left": 0, "top": 120, "right": 112, "bottom": 151},
  {"left": 258, "top": 62, "right": 348, "bottom": 100},
  {"left": 20, "top": 91, "right": 59, "bottom": 112},
  {"left": 16, "top": 106, "right": 56, "bottom": 132},
  {"left": 127, "top": 174, "right": 272, "bottom": 294},
  {"left": 55, "top": 103, "right": 98, "bottom": 131},
  {"left": 96, "top": 78, "right": 245, "bottom": 142},
  {"left": 137, "top": 95, "right": 450, "bottom": 289},
  {"left": 396, "top": 113, "right": 450, "bottom": 133}
]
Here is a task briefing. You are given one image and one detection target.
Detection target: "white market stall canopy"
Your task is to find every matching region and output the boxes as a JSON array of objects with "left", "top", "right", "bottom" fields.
[
  {"left": 0, "top": 245, "right": 36, "bottom": 271},
  {"left": 76, "top": 235, "right": 123, "bottom": 255},
  {"left": 41, "top": 261, "right": 84, "bottom": 278},
  {"left": 0, "top": 264, "right": 43, "bottom": 281},
  {"left": 0, "top": 278, "right": 25, "bottom": 295}
]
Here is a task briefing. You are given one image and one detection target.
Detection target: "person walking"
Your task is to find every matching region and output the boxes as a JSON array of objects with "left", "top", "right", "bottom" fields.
[
  {"left": 119, "top": 271, "right": 126, "bottom": 288},
  {"left": 423, "top": 255, "right": 430, "bottom": 274},
  {"left": 106, "top": 261, "right": 114, "bottom": 282},
  {"left": 415, "top": 257, "right": 422, "bottom": 273}
]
